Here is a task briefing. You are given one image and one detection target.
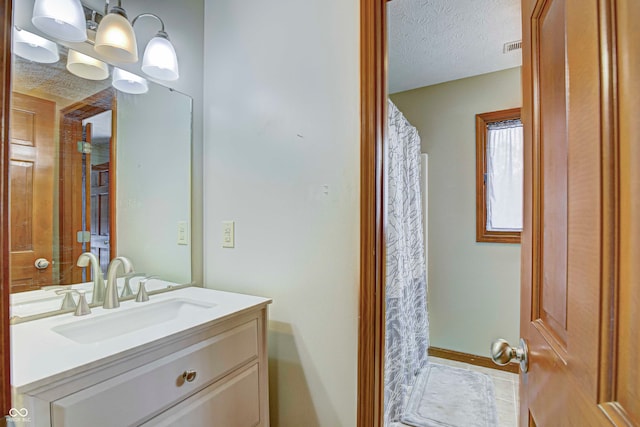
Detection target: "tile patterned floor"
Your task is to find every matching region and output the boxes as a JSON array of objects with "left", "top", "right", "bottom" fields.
[{"left": 391, "top": 356, "right": 519, "bottom": 427}]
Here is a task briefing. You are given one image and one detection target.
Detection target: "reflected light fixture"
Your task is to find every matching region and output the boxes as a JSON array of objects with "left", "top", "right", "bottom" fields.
[
  {"left": 31, "top": 0, "right": 87, "bottom": 42},
  {"left": 95, "top": 1, "right": 138, "bottom": 63},
  {"left": 67, "top": 49, "right": 110, "bottom": 80},
  {"left": 112, "top": 67, "right": 148, "bottom": 94},
  {"left": 132, "top": 14, "right": 179, "bottom": 81},
  {"left": 13, "top": 27, "right": 60, "bottom": 63}
]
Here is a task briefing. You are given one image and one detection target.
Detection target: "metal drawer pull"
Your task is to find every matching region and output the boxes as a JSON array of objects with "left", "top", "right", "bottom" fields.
[{"left": 182, "top": 370, "right": 197, "bottom": 382}]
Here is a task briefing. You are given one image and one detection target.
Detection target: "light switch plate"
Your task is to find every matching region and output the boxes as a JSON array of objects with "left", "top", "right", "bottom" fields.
[
  {"left": 177, "top": 221, "right": 189, "bottom": 245},
  {"left": 222, "top": 221, "right": 235, "bottom": 248}
]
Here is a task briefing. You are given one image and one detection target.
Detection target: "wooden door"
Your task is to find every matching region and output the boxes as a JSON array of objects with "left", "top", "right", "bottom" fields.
[
  {"left": 520, "top": 0, "right": 639, "bottom": 425},
  {"left": 9, "top": 92, "right": 55, "bottom": 293},
  {"left": 90, "top": 161, "right": 110, "bottom": 275}
]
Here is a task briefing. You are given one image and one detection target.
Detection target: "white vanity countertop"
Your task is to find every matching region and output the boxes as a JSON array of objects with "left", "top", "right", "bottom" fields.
[{"left": 11, "top": 287, "right": 271, "bottom": 392}]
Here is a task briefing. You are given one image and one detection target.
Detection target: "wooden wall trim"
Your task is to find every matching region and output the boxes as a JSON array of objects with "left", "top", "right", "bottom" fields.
[
  {"left": 358, "top": 0, "right": 386, "bottom": 425},
  {"left": 59, "top": 88, "right": 115, "bottom": 284},
  {"left": 0, "top": 0, "right": 11, "bottom": 420},
  {"left": 475, "top": 107, "right": 522, "bottom": 244},
  {"left": 428, "top": 347, "right": 520, "bottom": 374}
]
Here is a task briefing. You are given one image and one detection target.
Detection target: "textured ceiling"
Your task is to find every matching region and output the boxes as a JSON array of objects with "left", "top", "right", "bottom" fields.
[
  {"left": 388, "top": 0, "right": 522, "bottom": 94},
  {"left": 13, "top": 51, "right": 111, "bottom": 109},
  {"left": 13, "top": 49, "right": 113, "bottom": 139}
]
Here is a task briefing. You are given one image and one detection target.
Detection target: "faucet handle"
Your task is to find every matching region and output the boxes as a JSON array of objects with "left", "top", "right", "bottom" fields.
[
  {"left": 55, "top": 289, "right": 77, "bottom": 310},
  {"left": 135, "top": 276, "right": 157, "bottom": 303},
  {"left": 73, "top": 290, "right": 91, "bottom": 316},
  {"left": 55, "top": 289, "right": 91, "bottom": 316},
  {"left": 121, "top": 272, "right": 147, "bottom": 298}
]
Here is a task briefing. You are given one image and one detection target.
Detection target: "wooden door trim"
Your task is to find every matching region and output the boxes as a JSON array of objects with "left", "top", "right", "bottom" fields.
[
  {"left": 475, "top": 107, "right": 523, "bottom": 244},
  {"left": 59, "top": 88, "right": 116, "bottom": 283},
  {"left": 358, "top": 0, "right": 386, "bottom": 425},
  {"left": 596, "top": 0, "right": 619, "bottom": 409},
  {"left": 0, "top": 0, "right": 11, "bottom": 419},
  {"left": 428, "top": 347, "right": 520, "bottom": 374}
]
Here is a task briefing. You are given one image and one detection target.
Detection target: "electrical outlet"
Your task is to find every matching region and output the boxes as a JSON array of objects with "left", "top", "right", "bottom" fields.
[
  {"left": 222, "top": 221, "right": 235, "bottom": 248},
  {"left": 177, "top": 221, "right": 189, "bottom": 245}
]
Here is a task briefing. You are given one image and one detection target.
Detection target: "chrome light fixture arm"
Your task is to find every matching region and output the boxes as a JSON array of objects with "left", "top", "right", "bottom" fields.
[{"left": 131, "top": 13, "right": 167, "bottom": 37}]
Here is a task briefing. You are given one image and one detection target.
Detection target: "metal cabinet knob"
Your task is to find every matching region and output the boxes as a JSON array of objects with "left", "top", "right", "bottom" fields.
[
  {"left": 490, "top": 338, "right": 529, "bottom": 373},
  {"left": 182, "top": 370, "right": 197, "bottom": 383},
  {"left": 34, "top": 258, "right": 50, "bottom": 270}
]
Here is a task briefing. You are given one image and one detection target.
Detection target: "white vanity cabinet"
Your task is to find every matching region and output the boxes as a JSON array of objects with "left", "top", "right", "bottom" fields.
[{"left": 11, "top": 288, "right": 271, "bottom": 427}]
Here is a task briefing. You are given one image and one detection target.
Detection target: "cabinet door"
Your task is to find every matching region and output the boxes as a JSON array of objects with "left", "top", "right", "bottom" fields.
[
  {"left": 143, "top": 363, "right": 261, "bottom": 427},
  {"left": 51, "top": 321, "right": 258, "bottom": 427}
]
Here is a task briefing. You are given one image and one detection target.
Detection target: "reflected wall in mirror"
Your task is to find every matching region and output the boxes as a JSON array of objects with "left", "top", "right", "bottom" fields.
[{"left": 9, "top": 33, "right": 192, "bottom": 313}]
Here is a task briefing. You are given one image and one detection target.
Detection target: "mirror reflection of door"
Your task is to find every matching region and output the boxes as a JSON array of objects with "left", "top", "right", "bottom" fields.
[
  {"left": 10, "top": 50, "right": 118, "bottom": 291},
  {"left": 85, "top": 111, "right": 113, "bottom": 275},
  {"left": 59, "top": 88, "right": 115, "bottom": 284},
  {"left": 9, "top": 93, "right": 55, "bottom": 292}
]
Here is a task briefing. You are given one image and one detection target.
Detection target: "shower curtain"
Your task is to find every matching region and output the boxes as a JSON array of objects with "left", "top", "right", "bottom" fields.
[{"left": 384, "top": 100, "right": 429, "bottom": 425}]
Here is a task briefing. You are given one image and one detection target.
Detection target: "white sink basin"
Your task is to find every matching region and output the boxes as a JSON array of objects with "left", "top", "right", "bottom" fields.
[{"left": 51, "top": 298, "right": 217, "bottom": 344}]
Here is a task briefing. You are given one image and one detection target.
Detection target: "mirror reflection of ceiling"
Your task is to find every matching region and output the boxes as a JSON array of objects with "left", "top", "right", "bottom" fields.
[
  {"left": 13, "top": 50, "right": 111, "bottom": 109},
  {"left": 83, "top": 110, "right": 112, "bottom": 140},
  {"left": 387, "top": 0, "right": 522, "bottom": 93}
]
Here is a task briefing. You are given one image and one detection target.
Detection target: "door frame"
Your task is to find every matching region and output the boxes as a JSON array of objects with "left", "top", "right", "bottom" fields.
[
  {"left": 0, "top": 0, "right": 11, "bottom": 420},
  {"left": 0, "top": 0, "right": 385, "bottom": 423},
  {"left": 357, "top": 0, "right": 387, "bottom": 426},
  {"left": 59, "top": 88, "right": 117, "bottom": 284}
]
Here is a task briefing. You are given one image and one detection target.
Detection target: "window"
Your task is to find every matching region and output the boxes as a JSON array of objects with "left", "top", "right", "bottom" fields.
[{"left": 475, "top": 108, "right": 523, "bottom": 243}]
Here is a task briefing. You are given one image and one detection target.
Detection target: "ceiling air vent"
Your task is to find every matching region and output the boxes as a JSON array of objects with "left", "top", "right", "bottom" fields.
[{"left": 503, "top": 40, "right": 522, "bottom": 53}]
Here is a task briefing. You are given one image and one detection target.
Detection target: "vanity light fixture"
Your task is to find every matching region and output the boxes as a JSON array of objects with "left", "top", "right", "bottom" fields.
[
  {"left": 67, "top": 49, "right": 110, "bottom": 80},
  {"left": 132, "top": 14, "right": 180, "bottom": 81},
  {"left": 95, "top": 0, "right": 138, "bottom": 63},
  {"left": 31, "top": 0, "right": 87, "bottom": 43},
  {"left": 112, "top": 67, "right": 149, "bottom": 94},
  {"left": 32, "top": 0, "right": 180, "bottom": 81},
  {"left": 13, "top": 27, "right": 60, "bottom": 64}
]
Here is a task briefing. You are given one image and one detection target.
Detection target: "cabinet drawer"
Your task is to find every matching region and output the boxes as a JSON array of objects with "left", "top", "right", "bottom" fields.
[
  {"left": 142, "top": 363, "right": 261, "bottom": 427},
  {"left": 52, "top": 320, "right": 258, "bottom": 427}
]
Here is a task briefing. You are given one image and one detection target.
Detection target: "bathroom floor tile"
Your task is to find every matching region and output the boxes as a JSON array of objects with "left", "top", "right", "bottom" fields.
[
  {"left": 493, "top": 377, "right": 516, "bottom": 401},
  {"left": 429, "top": 356, "right": 471, "bottom": 370},
  {"left": 390, "top": 358, "right": 519, "bottom": 427}
]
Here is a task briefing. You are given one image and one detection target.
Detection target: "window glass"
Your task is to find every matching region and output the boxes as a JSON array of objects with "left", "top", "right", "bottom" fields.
[
  {"left": 475, "top": 108, "right": 522, "bottom": 244},
  {"left": 486, "top": 119, "right": 523, "bottom": 231}
]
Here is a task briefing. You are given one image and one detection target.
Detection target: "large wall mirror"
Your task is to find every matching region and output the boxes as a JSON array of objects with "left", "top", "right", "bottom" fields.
[{"left": 8, "top": 0, "right": 192, "bottom": 319}]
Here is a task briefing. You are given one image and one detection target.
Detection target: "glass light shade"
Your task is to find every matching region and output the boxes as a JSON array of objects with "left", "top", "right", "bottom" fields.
[
  {"left": 13, "top": 28, "right": 59, "bottom": 63},
  {"left": 66, "top": 50, "right": 109, "bottom": 80},
  {"left": 31, "top": 0, "right": 87, "bottom": 42},
  {"left": 95, "top": 10, "right": 138, "bottom": 63},
  {"left": 112, "top": 68, "right": 148, "bottom": 94},
  {"left": 141, "top": 35, "right": 179, "bottom": 81}
]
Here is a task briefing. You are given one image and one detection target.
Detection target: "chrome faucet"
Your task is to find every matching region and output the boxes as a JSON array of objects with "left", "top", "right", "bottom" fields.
[
  {"left": 104, "top": 256, "right": 134, "bottom": 309},
  {"left": 76, "top": 252, "right": 105, "bottom": 305}
]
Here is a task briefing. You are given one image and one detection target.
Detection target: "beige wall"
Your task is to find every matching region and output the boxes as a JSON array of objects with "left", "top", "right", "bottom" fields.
[
  {"left": 391, "top": 67, "right": 522, "bottom": 357},
  {"left": 202, "top": 0, "right": 360, "bottom": 426},
  {"left": 93, "top": 0, "right": 206, "bottom": 285}
]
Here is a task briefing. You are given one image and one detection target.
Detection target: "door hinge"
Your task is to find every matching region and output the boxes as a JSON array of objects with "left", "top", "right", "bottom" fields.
[
  {"left": 77, "top": 141, "right": 92, "bottom": 154},
  {"left": 76, "top": 231, "right": 91, "bottom": 243}
]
